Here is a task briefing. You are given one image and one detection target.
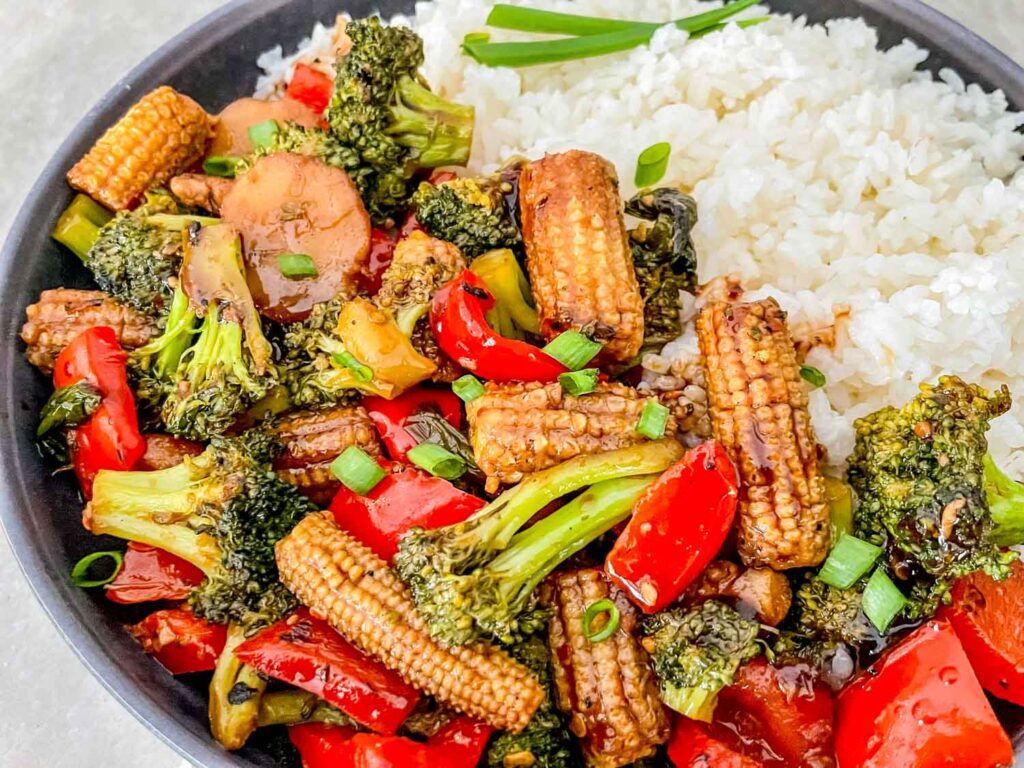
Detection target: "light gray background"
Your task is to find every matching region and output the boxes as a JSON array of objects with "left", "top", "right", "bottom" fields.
[{"left": 0, "top": 2, "right": 1021, "bottom": 766}]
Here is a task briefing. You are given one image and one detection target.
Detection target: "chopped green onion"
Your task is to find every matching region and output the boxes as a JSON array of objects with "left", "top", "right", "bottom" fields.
[
  {"left": 203, "top": 155, "right": 242, "bottom": 178},
  {"left": 674, "top": 0, "right": 761, "bottom": 33},
  {"left": 543, "top": 331, "right": 602, "bottom": 370},
  {"left": 330, "top": 446, "right": 386, "bottom": 496},
  {"left": 862, "top": 567, "right": 908, "bottom": 632},
  {"left": 247, "top": 119, "right": 279, "bottom": 151},
  {"left": 636, "top": 399, "right": 670, "bottom": 440},
  {"left": 452, "top": 374, "right": 486, "bottom": 403},
  {"left": 331, "top": 349, "right": 373, "bottom": 382},
  {"left": 407, "top": 443, "right": 467, "bottom": 480},
  {"left": 690, "top": 15, "right": 770, "bottom": 39},
  {"left": 635, "top": 142, "right": 671, "bottom": 188},
  {"left": 800, "top": 365, "right": 827, "bottom": 388},
  {"left": 818, "top": 534, "right": 882, "bottom": 590},
  {"left": 486, "top": 4, "right": 645, "bottom": 36},
  {"left": 559, "top": 368, "right": 600, "bottom": 397},
  {"left": 582, "top": 598, "right": 621, "bottom": 642},
  {"left": 462, "top": 32, "right": 491, "bottom": 49},
  {"left": 70, "top": 550, "right": 123, "bottom": 588},
  {"left": 278, "top": 252, "right": 319, "bottom": 280}
]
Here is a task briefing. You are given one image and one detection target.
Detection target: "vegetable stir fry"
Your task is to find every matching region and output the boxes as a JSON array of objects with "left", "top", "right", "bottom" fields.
[{"left": 22, "top": 12, "right": 1024, "bottom": 768}]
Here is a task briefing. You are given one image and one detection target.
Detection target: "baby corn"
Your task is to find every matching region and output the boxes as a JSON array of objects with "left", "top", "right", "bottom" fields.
[
  {"left": 519, "top": 150, "right": 645, "bottom": 364},
  {"left": 68, "top": 86, "right": 212, "bottom": 211},
  {"left": 275, "top": 512, "right": 544, "bottom": 732},
  {"left": 696, "top": 297, "right": 830, "bottom": 569},
  {"left": 467, "top": 381, "right": 676, "bottom": 493}
]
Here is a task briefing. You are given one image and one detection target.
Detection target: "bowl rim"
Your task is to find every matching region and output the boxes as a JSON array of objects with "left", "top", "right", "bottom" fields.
[{"left": 2, "top": 1, "right": 1024, "bottom": 766}]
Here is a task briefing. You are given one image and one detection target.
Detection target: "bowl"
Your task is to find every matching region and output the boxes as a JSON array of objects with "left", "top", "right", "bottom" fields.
[{"left": 1, "top": 0, "right": 1022, "bottom": 764}]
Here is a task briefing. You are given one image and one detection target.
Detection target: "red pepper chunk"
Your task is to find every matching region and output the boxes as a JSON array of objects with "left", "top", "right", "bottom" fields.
[
  {"left": 235, "top": 608, "right": 420, "bottom": 734},
  {"left": 668, "top": 716, "right": 764, "bottom": 768},
  {"left": 128, "top": 606, "right": 226, "bottom": 675},
  {"left": 835, "top": 619, "right": 1013, "bottom": 768},
  {"left": 286, "top": 63, "right": 334, "bottom": 115},
  {"left": 430, "top": 270, "right": 567, "bottom": 383},
  {"left": 363, "top": 387, "right": 463, "bottom": 464},
  {"left": 288, "top": 723, "right": 360, "bottom": 768},
  {"left": 53, "top": 326, "right": 145, "bottom": 496},
  {"left": 605, "top": 441, "right": 738, "bottom": 613},
  {"left": 939, "top": 558, "right": 1024, "bottom": 706},
  {"left": 359, "top": 228, "right": 397, "bottom": 295},
  {"left": 330, "top": 465, "right": 484, "bottom": 561},
  {"left": 105, "top": 542, "right": 205, "bottom": 604}
]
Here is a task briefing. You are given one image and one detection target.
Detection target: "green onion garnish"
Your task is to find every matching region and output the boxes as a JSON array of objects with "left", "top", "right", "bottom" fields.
[
  {"left": 800, "top": 365, "right": 826, "bottom": 388},
  {"left": 202, "top": 156, "right": 242, "bottom": 178},
  {"left": 486, "top": 4, "right": 645, "bottom": 36},
  {"left": 462, "top": 31, "right": 491, "bottom": 48},
  {"left": 463, "top": 25, "right": 656, "bottom": 67},
  {"left": 636, "top": 399, "right": 670, "bottom": 440},
  {"left": 331, "top": 446, "right": 386, "bottom": 496},
  {"left": 70, "top": 550, "right": 123, "bottom": 588},
  {"left": 278, "top": 253, "right": 319, "bottom": 280},
  {"left": 407, "top": 443, "right": 467, "bottom": 480},
  {"left": 690, "top": 15, "right": 770, "bottom": 39},
  {"left": 862, "top": 568, "right": 908, "bottom": 632},
  {"left": 635, "top": 142, "right": 672, "bottom": 187},
  {"left": 247, "top": 119, "right": 279, "bottom": 151},
  {"left": 559, "top": 368, "right": 600, "bottom": 397},
  {"left": 818, "top": 534, "right": 882, "bottom": 590},
  {"left": 452, "top": 374, "right": 486, "bottom": 403},
  {"left": 331, "top": 349, "right": 373, "bottom": 382},
  {"left": 582, "top": 598, "right": 621, "bottom": 643},
  {"left": 543, "top": 331, "right": 602, "bottom": 370}
]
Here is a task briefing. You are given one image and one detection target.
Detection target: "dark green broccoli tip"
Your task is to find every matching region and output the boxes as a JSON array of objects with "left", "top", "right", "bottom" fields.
[
  {"left": 790, "top": 574, "right": 880, "bottom": 649},
  {"left": 394, "top": 441, "right": 682, "bottom": 646},
  {"left": 412, "top": 178, "right": 521, "bottom": 258},
  {"left": 486, "top": 636, "right": 582, "bottom": 768},
  {"left": 848, "top": 376, "right": 1015, "bottom": 612},
  {"left": 984, "top": 454, "right": 1024, "bottom": 547},
  {"left": 642, "top": 600, "right": 761, "bottom": 722},
  {"left": 625, "top": 188, "right": 700, "bottom": 347},
  {"left": 85, "top": 432, "right": 311, "bottom": 629}
]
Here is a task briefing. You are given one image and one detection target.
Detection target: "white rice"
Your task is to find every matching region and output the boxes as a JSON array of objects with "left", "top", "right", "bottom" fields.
[{"left": 257, "top": 0, "right": 1024, "bottom": 473}]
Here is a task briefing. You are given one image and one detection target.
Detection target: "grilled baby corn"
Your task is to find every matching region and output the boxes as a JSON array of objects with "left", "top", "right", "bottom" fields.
[
  {"left": 519, "top": 150, "right": 644, "bottom": 364},
  {"left": 545, "top": 568, "right": 670, "bottom": 768},
  {"left": 467, "top": 381, "right": 677, "bottom": 493},
  {"left": 68, "top": 86, "right": 212, "bottom": 211},
  {"left": 272, "top": 406, "right": 383, "bottom": 505},
  {"left": 21, "top": 288, "right": 157, "bottom": 373},
  {"left": 696, "top": 297, "right": 829, "bottom": 569},
  {"left": 276, "top": 512, "right": 544, "bottom": 732}
]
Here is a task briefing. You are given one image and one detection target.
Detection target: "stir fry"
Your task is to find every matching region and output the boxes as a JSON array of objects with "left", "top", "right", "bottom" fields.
[{"left": 23, "top": 13, "right": 1024, "bottom": 768}]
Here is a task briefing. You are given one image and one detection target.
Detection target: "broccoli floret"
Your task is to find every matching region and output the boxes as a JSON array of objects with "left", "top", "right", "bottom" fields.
[
  {"left": 395, "top": 442, "right": 682, "bottom": 645},
  {"left": 412, "top": 177, "right": 520, "bottom": 258},
  {"left": 625, "top": 188, "right": 699, "bottom": 348},
  {"left": 133, "top": 223, "right": 276, "bottom": 440},
  {"left": 983, "top": 454, "right": 1024, "bottom": 546},
  {"left": 641, "top": 600, "right": 761, "bottom": 722},
  {"left": 278, "top": 298, "right": 358, "bottom": 409},
  {"left": 84, "top": 431, "right": 314, "bottom": 628},
  {"left": 323, "top": 17, "right": 474, "bottom": 222},
  {"left": 847, "top": 376, "right": 1017, "bottom": 616},
  {"left": 486, "top": 636, "right": 582, "bottom": 768},
  {"left": 789, "top": 575, "right": 878, "bottom": 648}
]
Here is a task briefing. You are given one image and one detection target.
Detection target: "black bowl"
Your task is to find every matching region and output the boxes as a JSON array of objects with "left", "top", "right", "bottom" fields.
[{"left": 2, "top": 0, "right": 1023, "bottom": 765}]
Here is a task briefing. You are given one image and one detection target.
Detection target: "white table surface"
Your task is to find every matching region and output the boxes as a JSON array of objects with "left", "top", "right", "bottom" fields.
[{"left": 0, "top": 1, "right": 1022, "bottom": 766}]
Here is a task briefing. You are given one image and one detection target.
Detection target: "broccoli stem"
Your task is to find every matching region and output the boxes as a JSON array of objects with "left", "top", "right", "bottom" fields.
[
  {"left": 145, "top": 213, "right": 220, "bottom": 230},
  {"left": 133, "top": 285, "right": 198, "bottom": 377},
  {"left": 182, "top": 306, "right": 261, "bottom": 392},
  {"left": 485, "top": 475, "right": 656, "bottom": 607},
  {"left": 388, "top": 76, "right": 475, "bottom": 168},
  {"left": 210, "top": 623, "right": 267, "bottom": 751},
  {"left": 984, "top": 454, "right": 1024, "bottom": 546},
  {"left": 395, "top": 302, "right": 430, "bottom": 337},
  {"left": 663, "top": 685, "right": 718, "bottom": 724},
  {"left": 470, "top": 439, "right": 683, "bottom": 553},
  {"left": 257, "top": 691, "right": 354, "bottom": 728}
]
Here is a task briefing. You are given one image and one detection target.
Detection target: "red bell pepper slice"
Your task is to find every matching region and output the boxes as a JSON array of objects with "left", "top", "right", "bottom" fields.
[
  {"left": 53, "top": 326, "right": 145, "bottom": 496},
  {"left": 286, "top": 62, "right": 334, "bottom": 115},
  {"left": 127, "top": 606, "right": 226, "bottom": 675},
  {"left": 430, "top": 270, "right": 567, "bottom": 383},
  {"left": 668, "top": 716, "right": 764, "bottom": 768},
  {"left": 363, "top": 387, "right": 463, "bottom": 464},
  {"left": 710, "top": 658, "right": 834, "bottom": 768},
  {"left": 105, "top": 542, "right": 205, "bottom": 604},
  {"left": 605, "top": 441, "right": 738, "bottom": 613},
  {"left": 234, "top": 608, "right": 420, "bottom": 734},
  {"left": 359, "top": 228, "right": 398, "bottom": 295},
  {"left": 330, "top": 465, "right": 484, "bottom": 561},
  {"left": 939, "top": 558, "right": 1024, "bottom": 706},
  {"left": 835, "top": 619, "right": 1013, "bottom": 768},
  {"left": 288, "top": 715, "right": 491, "bottom": 768}
]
